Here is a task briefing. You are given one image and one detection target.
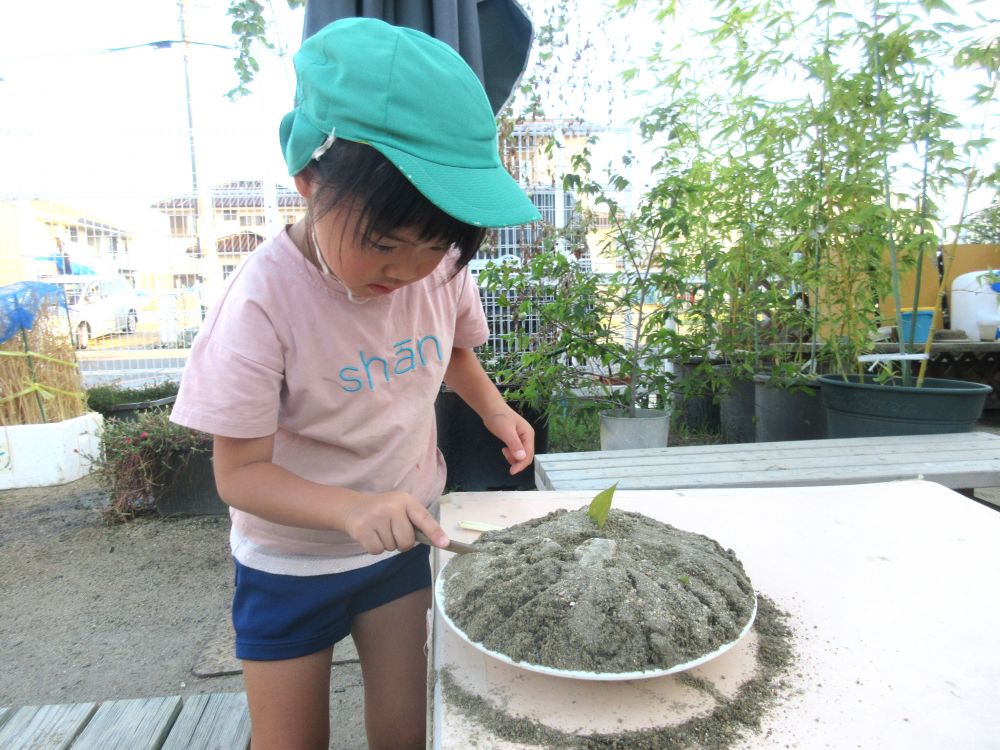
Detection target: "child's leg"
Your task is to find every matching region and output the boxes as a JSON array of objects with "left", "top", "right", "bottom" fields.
[
  {"left": 242, "top": 645, "right": 334, "bottom": 750},
  {"left": 351, "top": 587, "right": 431, "bottom": 750}
]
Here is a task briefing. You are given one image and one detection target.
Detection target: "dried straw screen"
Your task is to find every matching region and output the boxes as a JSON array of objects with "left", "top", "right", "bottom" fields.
[{"left": 1, "top": 292, "right": 86, "bottom": 426}]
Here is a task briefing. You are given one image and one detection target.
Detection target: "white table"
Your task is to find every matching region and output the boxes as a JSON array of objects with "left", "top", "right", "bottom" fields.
[{"left": 429, "top": 481, "right": 1000, "bottom": 749}]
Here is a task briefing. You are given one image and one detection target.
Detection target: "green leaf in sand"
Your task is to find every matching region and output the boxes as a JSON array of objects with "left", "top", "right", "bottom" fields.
[{"left": 587, "top": 482, "right": 618, "bottom": 529}]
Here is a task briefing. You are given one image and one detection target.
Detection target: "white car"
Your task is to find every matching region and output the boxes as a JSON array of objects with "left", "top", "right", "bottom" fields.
[{"left": 41, "top": 275, "right": 140, "bottom": 349}]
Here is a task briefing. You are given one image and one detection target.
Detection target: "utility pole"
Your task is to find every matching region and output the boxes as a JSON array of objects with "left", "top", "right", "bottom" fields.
[{"left": 178, "top": 0, "right": 218, "bottom": 301}]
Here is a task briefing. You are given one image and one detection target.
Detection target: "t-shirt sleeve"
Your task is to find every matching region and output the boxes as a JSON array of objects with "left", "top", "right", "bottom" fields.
[
  {"left": 170, "top": 294, "right": 284, "bottom": 439},
  {"left": 452, "top": 267, "right": 490, "bottom": 349}
]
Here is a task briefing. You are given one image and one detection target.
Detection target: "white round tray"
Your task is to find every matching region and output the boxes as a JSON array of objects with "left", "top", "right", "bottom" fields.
[{"left": 435, "top": 558, "right": 757, "bottom": 681}]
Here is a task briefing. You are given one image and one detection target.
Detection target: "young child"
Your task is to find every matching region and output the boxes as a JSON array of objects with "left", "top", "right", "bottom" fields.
[{"left": 170, "top": 18, "right": 540, "bottom": 750}]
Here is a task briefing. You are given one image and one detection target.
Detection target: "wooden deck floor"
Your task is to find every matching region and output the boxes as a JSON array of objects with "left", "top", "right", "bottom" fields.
[{"left": 0, "top": 692, "right": 249, "bottom": 750}]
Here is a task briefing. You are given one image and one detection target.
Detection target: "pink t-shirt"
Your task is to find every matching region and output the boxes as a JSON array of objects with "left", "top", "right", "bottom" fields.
[{"left": 170, "top": 229, "right": 489, "bottom": 575}]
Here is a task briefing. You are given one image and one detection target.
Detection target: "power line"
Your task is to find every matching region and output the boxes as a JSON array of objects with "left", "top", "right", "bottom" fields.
[
  {"left": 0, "top": 39, "right": 234, "bottom": 65},
  {"left": 104, "top": 39, "right": 233, "bottom": 53}
]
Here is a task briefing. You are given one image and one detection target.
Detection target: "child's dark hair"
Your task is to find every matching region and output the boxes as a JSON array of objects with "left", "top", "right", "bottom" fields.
[{"left": 305, "top": 140, "right": 486, "bottom": 269}]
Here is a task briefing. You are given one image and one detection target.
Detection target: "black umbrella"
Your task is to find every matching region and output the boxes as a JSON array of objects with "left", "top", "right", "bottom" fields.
[{"left": 302, "top": 0, "right": 533, "bottom": 115}]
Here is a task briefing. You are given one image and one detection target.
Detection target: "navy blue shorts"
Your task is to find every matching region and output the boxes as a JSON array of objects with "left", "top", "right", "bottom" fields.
[{"left": 232, "top": 544, "right": 431, "bottom": 661}]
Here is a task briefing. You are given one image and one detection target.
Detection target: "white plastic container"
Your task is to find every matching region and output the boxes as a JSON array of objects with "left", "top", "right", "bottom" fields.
[
  {"left": 950, "top": 270, "right": 1000, "bottom": 341},
  {"left": 0, "top": 411, "right": 102, "bottom": 489}
]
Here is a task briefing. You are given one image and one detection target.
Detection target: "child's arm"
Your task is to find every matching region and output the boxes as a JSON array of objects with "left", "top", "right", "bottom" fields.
[
  {"left": 443, "top": 347, "right": 535, "bottom": 475},
  {"left": 212, "top": 433, "right": 450, "bottom": 553}
]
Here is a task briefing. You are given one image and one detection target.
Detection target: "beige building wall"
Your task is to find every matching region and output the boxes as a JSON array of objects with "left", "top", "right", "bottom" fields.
[
  {"left": 0, "top": 201, "right": 36, "bottom": 285},
  {"left": 151, "top": 182, "right": 306, "bottom": 299},
  {"left": 942, "top": 243, "right": 1000, "bottom": 292},
  {"left": 0, "top": 199, "right": 133, "bottom": 286}
]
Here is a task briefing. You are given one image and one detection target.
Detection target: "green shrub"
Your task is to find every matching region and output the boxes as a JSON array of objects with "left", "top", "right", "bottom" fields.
[
  {"left": 93, "top": 408, "right": 209, "bottom": 522},
  {"left": 86, "top": 381, "right": 180, "bottom": 418},
  {"left": 546, "top": 400, "right": 602, "bottom": 453}
]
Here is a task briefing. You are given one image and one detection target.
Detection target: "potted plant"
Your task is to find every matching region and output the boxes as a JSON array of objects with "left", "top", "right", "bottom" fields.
[
  {"left": 85, "top": 381, "right": 179, "bottom": 421},
  {"left": 800, "top": 4, "right": 996, "bottom": 436},
  {"left": 602, "top": 6, "right": 833, "bottom": 446},
  {"left": 481, "top": 153, "right": 702, "bottom": 451},
  {"left": 634, "top": 1, "right": 997, "bottom": 439},
  {"left": 681, "top": 5, "right": 839, "bottom": 444},
  {"left": 93, "top": 408, "right": 222, "bottom": 521}
]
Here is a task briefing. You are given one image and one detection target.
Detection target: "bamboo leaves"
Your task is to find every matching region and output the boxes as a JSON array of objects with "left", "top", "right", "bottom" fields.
[{"left": 588, "top": 482, "right": 618, "bottom": 530}]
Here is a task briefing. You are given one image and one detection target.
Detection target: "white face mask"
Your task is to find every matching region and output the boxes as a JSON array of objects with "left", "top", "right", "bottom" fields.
[{"left": 309, "top": 221, "right": 371, "bottom": 305}]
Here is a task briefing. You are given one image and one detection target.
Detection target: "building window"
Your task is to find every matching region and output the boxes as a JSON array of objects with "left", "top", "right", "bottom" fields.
[
  {"left": 222, "top": 209, "right": 238, "bottom": 221},
  {"left": 564, "top": 192, "right": 577, "bottom": 228},
  {"left": 488, "top": 224, "right": 542, "bottom": 260},
  {"left": 516, "top": 135, "right": 535, "bottom": 176},
  {"left": 495, "top": 226, "right": 519, "bottom": 256},
  {"left": 169, "top": 214, "right": 191, "bottom": 236},
  {"left": 239, "top": 214, "right": 266, "bottom": 227},
  {"left": 531, "top": 190, "right": 556, "bottom": 226},
  {"left": 173, "top": 273, "right": 200, "bottom": 288},
  {"left": 222, "top": 264, "right": 237, "bottom": 279}
]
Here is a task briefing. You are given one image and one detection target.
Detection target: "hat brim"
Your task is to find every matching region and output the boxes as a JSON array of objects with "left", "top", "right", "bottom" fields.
[
  {"left": 281, "top": 109, "right": 540, "bottom": 228},
  {"left": 280, "top": 109, "right": 325, "bottom": 177},
  {"left": 373, "top": 141, "right": 540, "bottom": 228}
]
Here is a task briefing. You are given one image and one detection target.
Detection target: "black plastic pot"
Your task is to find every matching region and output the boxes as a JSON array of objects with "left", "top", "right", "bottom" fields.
[
  {"left": 435, "top": 388, "right": 549, "bottom": 491},
  {"left": 108, "top": 395, "right": 177, "bottom": 422},
  {"left": 155, "top": 448, "right": 227, "bottom": 516},
  {"left": 718, "top": 371, "right": 755, "bottom": 444},
  {"left": 672, "top": 360, "right": 722, "bottom": 435},
  {"left": 753, "top": 374, "right": 826, "bottom": 442},
  {"left": 818, "top": 374, "right": 992, "bottom": 438}
]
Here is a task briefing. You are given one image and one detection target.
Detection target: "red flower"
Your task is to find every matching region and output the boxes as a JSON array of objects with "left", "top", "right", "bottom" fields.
[{"left": 139, "top": 432, "right": 149, "bottom": 439}]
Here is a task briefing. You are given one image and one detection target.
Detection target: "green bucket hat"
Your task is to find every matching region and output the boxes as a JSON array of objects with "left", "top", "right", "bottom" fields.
[{"left": 280, "top": 17, "right": 540, "bottom": 228}]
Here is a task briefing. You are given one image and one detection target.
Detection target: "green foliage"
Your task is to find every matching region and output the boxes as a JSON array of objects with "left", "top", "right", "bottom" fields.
[
  {"left": 85, "top": 382, "right": 179, "bottom": 418},
  {"left": 475, "top": 345, "right": 561, "bottom": 417},
  {"left": 545, "top": 400, "right": 602, "bottom": 453},
  {"left": 963, "top": 200, "right": 1000, "bottom": 244},
  {"left": 587, "top": 482, "right": 617, "bottom": 530},
  {"left": 481, "top": 152, "right": 708, "bottom": 417},
  {"left": 225, "top": 0, "right": 303, "bottom": 99},
  {"left": 624, "top": 0, "right": 998, "bottom": 385},
  {"left": 226, "top": 0, "right": 997, "bottom": 393},
  {"left": 93, "top": 409, "right": 211, "bottom": 523}
]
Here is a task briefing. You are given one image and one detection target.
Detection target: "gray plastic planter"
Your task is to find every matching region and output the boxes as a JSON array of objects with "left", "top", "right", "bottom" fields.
[
  {"left": 818, "top": 374, "right": 992, "bottom": 438},
  {"left": 599, "top": 408, "right": 671, "bottom": 450}
]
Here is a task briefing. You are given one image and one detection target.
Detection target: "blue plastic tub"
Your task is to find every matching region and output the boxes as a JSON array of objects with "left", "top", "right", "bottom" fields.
[{"left": 899, "top": 308, "right": 933, "bottom": 344}]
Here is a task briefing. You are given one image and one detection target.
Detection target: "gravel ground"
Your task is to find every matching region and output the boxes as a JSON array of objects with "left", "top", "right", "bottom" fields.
[
  {"left": 0, "top": 475, "right": 244, "bottom": 705},
  {"left": 0, "top": 475, "right": 367, "bottom": 749}
]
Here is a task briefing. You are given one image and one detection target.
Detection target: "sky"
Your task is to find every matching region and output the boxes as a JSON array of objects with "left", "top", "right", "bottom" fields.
[
  {"left": 0, "top": 0, "right": 651, "bottom": 233},
  {"left": 0, "top": 0, "right": 304, "bottom": 229},
  {"left": 0, "top": 0, "right": 645, "bottom": 231},
  {"left": 0, "top": 0, "right": 997, "bottom": 234}
]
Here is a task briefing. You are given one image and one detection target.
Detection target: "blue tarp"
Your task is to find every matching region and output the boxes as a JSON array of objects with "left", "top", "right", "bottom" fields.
[
  {"left": 0, "top": 281, "right": 68, "bottom": 345},
  {"left": 32, "top": 256, "right": 97, "bottom": 275}
]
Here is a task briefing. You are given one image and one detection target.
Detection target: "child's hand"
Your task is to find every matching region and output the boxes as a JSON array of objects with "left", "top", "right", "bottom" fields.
[
  {"left": 342, "top": 490, "right": 450, "bottom": 555},
  {"left": 483, "top": 408, "right": 536, "bottom": 476}
]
